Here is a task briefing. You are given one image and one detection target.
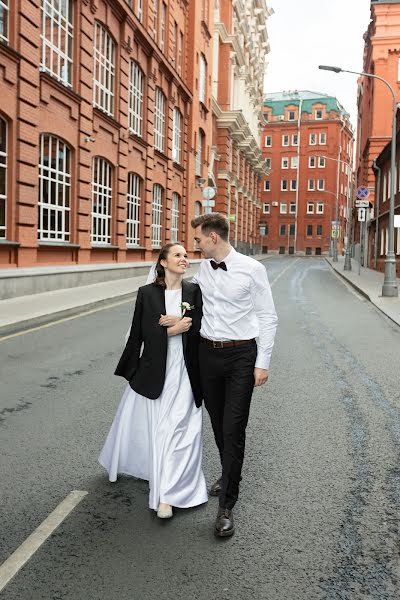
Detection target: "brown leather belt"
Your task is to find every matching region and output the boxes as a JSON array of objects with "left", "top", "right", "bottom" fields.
[{"left": 200, "top": 336, "right": 255, "bottom": 349}]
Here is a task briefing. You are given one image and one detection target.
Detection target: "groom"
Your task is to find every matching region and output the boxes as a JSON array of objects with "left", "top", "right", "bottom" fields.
[{"left": 191, "top": 213, "right": 278, "bottom": 537}]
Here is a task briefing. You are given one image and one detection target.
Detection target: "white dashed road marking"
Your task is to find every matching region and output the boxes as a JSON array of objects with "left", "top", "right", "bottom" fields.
[{"left": 0, "top": 490, "right": 88, "bottom": 593}]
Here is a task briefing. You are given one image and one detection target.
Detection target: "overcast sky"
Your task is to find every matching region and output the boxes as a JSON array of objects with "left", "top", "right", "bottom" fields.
[{"left": 264, "top": 0, "right": 372, "bottom": 125}]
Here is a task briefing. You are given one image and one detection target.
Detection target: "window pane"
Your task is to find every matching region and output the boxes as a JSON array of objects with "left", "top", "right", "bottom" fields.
[{"left": 40, "top": 0, "right": 73, "bottom": 86}]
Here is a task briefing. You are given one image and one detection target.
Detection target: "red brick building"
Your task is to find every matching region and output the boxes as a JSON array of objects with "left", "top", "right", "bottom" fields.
[
  {"left": 0, "top": 0, "right": 214, "bottom": 268},
  {"left": 260, "top": 91, "right": 354, "bottom": 256},
  {"left": 356, "top": 0, "right": 400, "bottom": 271}
]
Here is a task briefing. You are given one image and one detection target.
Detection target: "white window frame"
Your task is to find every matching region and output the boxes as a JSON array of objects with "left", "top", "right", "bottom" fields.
[
  {"left": 280, "top": 203, "right": 287, "bottom": 214},
  {"left": 178, "top": 31, "right": 183, "bottom": 76},
  {"left": 316, "top": 202, "right": 324, "bottom": 214},
  {"left": 126, "top": 173, "right": 141, "bottom": 246},
  {"left": 38, "top": 134, "right": 71, "bottom": 242},
  {"left": 290, "top": 179, "right": 297, "bottom": 191},
  {"left": 154, "top": 87, "right": 166, "bottom": 152},
  {"left": 264, "top": 180, "right": 270, "bottom": 192},
  {"left": 291, "top": 156, "right": 298, "bottom": 169},
  {"left": 263, "top": 203, "right": 270, "bottom": 214},
  {"left": 265, "top": 135, "right": 272, "bottom": 147},
  {"left": 152, "top": 184, "right": 163, "bottom": 247},
  {"left": 128, "top": 61, "right": 144, "bottom": 137},
  {"left": 171, "top": 192, "right": 180, "bottom": 242},
  {"left": 316, "top": 224, "right": 323, "bottom": 236},
  {"left": 309, "top": 133, "right": 317, "bottom": 145},
  {"left": 292, "top": 134, "right": 298, "bottom": 146},
  {"left": 196, "top": 130, "right": 204, "bottom": 176},
  {"left": 93, "top": 22, "right": 115, "bottom": 116},
  {"left": 199, "top": 54, "right": 207, "bottom": 104},
  {"left": 172, "top": 108, "right": 182, "bottom": 164},
  {"left": 289, "top": 202, "right": 296, "bottom": 214},
  {"left": 160, "top": 1, "right": 166, "bottom": 52},
  {"left": 153, "top": 0, "right": 159, "bottom": 41},
  {"left": 307, "top": 202, "right": 314, "bottom": 214},
  {"left": 0, "top": 117, "right": 7, "bottom": 238},
  {"left": 281, "top": 157, "right": 289, "bottom": 169},
  {"left": 40, "top": 0, "right": 74, "bottom": 87},
  {"left": 136, "top": 0, "right": 143, "bottom": 21},
  {"left": 318, "top": 156, "right": 326, "bottom": 168},
  {"left": 281, "top": 179, "right": 288, "bottom": 191},
  {"left": 265, "top": 158, "right": 271, "bottom": 170},
  {"left": 279, "top": 224, "right": 286, "bottom": 236},
  {"left": 308, "top": 179, "right": 315, "bottom": 191},
  {"left": 282, "top": 135, "right": 289, "bottom": 147},
  {"left": 317, "top": 179, "right": 325, "bottom": 191},
  {"left": 0, "top": 1, "right": 9, "bottom": 44},
  {"left": 315, "top": 109, "right": 323, "bottom": 120},
  {"left": 383, "top": 172, "right": 387, "bottom": 202},
  {"left": 309, "top": 156, "right": 316, "bottom": 168},
  {"left": 319, "top": 132, "right": 327, "bottom": 145},
  {"left": 91, "top": 156, "right": 112, "bottom": 245},
  {"left": 288, "top": 110, "right": 296, "bottom": 121}
]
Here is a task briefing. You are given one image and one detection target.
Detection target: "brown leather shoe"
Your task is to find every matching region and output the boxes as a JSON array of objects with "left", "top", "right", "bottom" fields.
[
  {"left": 209, "top": 477, "right": 222, "bottom": 496},
  {"left": 214, "top": 507, "right": 234, "bottom": 537}
]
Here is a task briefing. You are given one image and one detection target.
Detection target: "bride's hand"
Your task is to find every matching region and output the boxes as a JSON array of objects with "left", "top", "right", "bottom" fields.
[
  {"left": 159, "top": 314, "right": 181, "bottom": 327},
  {"left": 167, "top": 317, "right": 192, "bottom": 336}
]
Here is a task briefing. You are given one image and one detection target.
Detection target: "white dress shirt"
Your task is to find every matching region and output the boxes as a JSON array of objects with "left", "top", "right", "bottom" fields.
[{"left": 192, "top": 248, "right": 278, "bottom": 370}]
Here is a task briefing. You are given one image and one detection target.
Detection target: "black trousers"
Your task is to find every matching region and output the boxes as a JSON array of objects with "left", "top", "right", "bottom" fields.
[{"left": 199, "top": 340, "right": 257, "bottom": 509}]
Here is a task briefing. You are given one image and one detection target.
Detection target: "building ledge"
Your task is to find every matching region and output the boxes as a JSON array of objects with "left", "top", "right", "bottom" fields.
[
  {"left": 39, "top": 241, "right": 80, "bottom": 249},
  {"left": 0, "top": 239, "right": 20, "bottom": 247}
]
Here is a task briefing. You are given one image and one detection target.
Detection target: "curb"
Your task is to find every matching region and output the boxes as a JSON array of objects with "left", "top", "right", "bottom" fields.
[
  {"left": 0, "top": 291, "right": 137, "bottom": 338},
  {"left": 324, "top": 258, "right": 372, "bottom": 302},
  {"left": 325, "top": 258, "right": 400, "bottom": 329}
]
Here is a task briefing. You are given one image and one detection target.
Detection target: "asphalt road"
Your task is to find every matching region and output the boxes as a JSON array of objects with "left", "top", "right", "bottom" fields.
[{"left": 1, "top": 257, "right": 400, "bottom": 600}]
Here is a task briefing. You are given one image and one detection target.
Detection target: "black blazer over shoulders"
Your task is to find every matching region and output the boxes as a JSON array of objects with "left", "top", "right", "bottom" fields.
[{"left": 114, "top": 280, "right": 203, "bottom": 407}]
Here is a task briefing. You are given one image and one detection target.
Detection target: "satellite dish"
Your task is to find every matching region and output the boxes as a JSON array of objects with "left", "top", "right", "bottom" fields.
[{"left": 202, "top": 187, "right": 216, "bottom": 200}]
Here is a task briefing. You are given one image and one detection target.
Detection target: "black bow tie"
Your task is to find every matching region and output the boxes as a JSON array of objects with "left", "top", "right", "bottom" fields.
[{"left": 210, "top": 260, "right": 227, "bottom": 271}]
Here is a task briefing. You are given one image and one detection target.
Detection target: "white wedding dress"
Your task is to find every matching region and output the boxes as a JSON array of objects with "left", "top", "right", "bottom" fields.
[{"left": 99, "top": 288, "right": 208, "bottom": 510}]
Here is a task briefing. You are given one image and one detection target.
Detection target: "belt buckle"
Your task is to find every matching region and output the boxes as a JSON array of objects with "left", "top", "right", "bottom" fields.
[{"left": 212, "top": 340, "right": 223, "bottom": 349}]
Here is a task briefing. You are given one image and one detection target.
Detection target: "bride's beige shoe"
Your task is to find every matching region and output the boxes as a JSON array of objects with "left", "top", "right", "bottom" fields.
[{"left": 157, "top": 503, "right": 173, "bottom": 519}]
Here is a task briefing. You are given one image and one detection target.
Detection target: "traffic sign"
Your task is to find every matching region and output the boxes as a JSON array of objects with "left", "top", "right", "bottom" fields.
[
  {"left": 355, "top": 200, "right": 369, "bottom": 208},
  {"left": 358, "top": 208, "right": 366, "bottom": 222},
  {"left": 356, "top": 186, "right": 370, "bottom": 200},
  {"left": 202, "top": 199, "right": 215, "bottom": 208}
]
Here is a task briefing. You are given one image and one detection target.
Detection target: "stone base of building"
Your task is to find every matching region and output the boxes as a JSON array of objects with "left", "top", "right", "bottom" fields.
[{"left": 1, "top": 260, "right": 202, "bottom": 300}]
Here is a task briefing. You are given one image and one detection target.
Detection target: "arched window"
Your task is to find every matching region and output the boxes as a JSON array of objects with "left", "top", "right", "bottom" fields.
[
  {"left": 199, "top": 54, "right": 207, "bottom": 104},
  {"left": 129, "top": 61, "right": 144, "bottom": 137},
  {"left": 154, "top": 87, "right": 166, "bottom": 152},
  {"left": 196, "top": 129, "right": 205, "bottom": 176},
  {"left": 93, "top": 22, "right": 115, "bottom": 116},
  {"left": 40, "top": 0, "right": 73, "bottom": 86},
  {"left": 152, "top": 184, "right": 163, "bottom": 247},
  {"left": 172, "top": 108, "right": 182, "bottom": 164},
  {"left": 0, "top": 117, "right": 7, "bottom": 238},
  {"left": 194, "top": 201, "right": 202, "bottom": 217},
  {"left": 127, "top": 173, "right": 141, "bottom": 246},
  {"left": 171, "top": 192, "right": 180, "bottom": 242},
  {"left": 91, "top": 157, "right": 112, "bottom": 245},
  {"left": 38, "top": 134, "right": 71, "bottom": 241},
  {"left": 0, "top": 1, "right": 9, "bottom": 44}
]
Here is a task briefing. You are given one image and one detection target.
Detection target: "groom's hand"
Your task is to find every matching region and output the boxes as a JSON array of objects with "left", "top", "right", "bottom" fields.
[{"left": 254, "top": 368, "right": 269, "bottom": 386}]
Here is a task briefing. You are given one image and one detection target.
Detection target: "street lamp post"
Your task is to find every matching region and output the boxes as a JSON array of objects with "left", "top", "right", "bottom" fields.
[
  {"left": 317, "top": 154, "right": 353, "bottom": 271},
  {"left": 319, "top": 65, "right": 398, "bottom": 297}
]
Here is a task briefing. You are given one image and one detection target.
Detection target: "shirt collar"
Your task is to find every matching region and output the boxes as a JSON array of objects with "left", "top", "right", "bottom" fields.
[{"left": 208, "top": 247, "right": 236, "bottom": 267}]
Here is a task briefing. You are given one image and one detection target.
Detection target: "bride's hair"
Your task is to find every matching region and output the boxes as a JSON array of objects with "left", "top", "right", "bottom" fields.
[{"left": 154, "top": 242, "right": 183, "bottom": 288}]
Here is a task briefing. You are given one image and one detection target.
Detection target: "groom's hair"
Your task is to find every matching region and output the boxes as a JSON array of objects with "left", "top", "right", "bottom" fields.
[{"left": 190, "top": 213, "right": 229, "bottom": 241}]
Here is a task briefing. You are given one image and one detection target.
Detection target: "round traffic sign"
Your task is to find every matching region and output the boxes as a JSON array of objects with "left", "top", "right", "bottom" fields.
[
  {"left": 356, "top": 186, "right": 370, "bottom": 200},
  {"left": 202, "top": 187, "right": 216, "bottom": 200}
]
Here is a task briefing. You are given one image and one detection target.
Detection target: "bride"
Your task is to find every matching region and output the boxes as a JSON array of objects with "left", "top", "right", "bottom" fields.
[{"left": 99, "top": 243, "right": 207, "bottom": 518}]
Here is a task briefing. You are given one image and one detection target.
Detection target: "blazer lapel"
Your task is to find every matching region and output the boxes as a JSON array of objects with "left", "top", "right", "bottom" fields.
[
  {"left": 181, "top": 280, "right": 193, "bottom": 352},
  {"left": 151, "top": 283, "right": 166, "bottom": 320}
]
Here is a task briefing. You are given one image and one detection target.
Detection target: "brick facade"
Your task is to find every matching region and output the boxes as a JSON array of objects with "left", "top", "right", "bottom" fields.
[
  {"left": 260, "top": 91, "right": 354, "bottom": 256},
  {"left": 0, "top": 0, "right": 213, "bottom": 268}
]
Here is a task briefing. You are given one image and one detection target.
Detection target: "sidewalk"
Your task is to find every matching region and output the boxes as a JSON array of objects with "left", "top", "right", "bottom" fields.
[
  {"left": 0, "top": 254, "right": 270, "bottom": 337},
  {"left": 326, "top": 256, "right": 400, "bottom": 327}
]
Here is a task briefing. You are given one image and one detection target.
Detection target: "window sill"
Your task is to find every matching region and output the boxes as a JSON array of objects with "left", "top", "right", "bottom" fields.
[
  {"left": 93, "top": 107, "right": 121, "bottom": 130},
  {"left": 126, "top": 245, "right": 146, "bottom": 250},
  {"left": 39, "top": 241, "right": 80, "bottom": 248},
  {"left": 173, "top": 161, "right": 184, "bottom": 172},
  {"left": 40, "top": 71, "right": 82, "bottom": 103},
  {"left": 0, "top": 239, "right": 20, "bottom": 247},
  {"left": 129, "top": 132, "right": 149, "bottom": 148},
  {"left": 154, "top": 148, "right": 168, "bottom": 161},
  {"left": 91, "top": 244, "right": 119, "bottom": 249}
]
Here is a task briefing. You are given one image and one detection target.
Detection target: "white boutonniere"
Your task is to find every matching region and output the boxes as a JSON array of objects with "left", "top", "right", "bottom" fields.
[{"left": 180, "top": 301, "right": 195, "bottom": 317}]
